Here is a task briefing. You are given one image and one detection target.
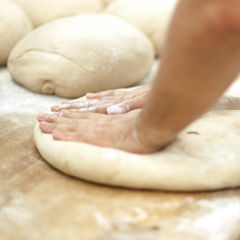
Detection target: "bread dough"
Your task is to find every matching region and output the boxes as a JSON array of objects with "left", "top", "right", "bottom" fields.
[
  {"left": 13, "top": 0, "right": 103, "bottom": 27},
  {"left": 8, "top": 14, "right": 154, "bottom": 98},
  {"left": 105, "top": 0, "right": 178, "bottom": 56},
  {"left": 151, "top": 1, "right": 178, "bottom": 56},
  {"left": 0, "top": 0, "right": 33, "bottom": 65},
  {"left": 34, "top": 106, "right": 240, "bottom": 191},
  {"left": 102, "top": 0, "right": 116, "bottom": 7}
]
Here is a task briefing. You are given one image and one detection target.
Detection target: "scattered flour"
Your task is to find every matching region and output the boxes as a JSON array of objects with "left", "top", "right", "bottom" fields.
[
  {"left": 0, "top": 67, "right": 62, "bottom": 115},
  {"left": 94, "top": 196, "right": 240, "bottom": 240}
]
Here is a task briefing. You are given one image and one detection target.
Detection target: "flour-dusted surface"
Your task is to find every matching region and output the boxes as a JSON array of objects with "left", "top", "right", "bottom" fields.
[
  {"left": 0, "top": 68, "right": 61, "bottom": 114},
  {"left": 1, "top": 66, "right": 240, "bottom": 240}
]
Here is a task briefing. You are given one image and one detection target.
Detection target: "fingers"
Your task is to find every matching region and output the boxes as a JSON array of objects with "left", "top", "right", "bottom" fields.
[
  {"left": 68, "top": 106, "right": 107, "bottom": 114},
  {"left": 52, "top": 98, "right": 118, "bottom": 114},
  {"left": 57, "top": 104, "right": 108, "bottom": 114},
  {"left": 52, "top": 129, "right": 99, "bottom": 144},
  {"left": 38, "top": 112, "right": 63, "bottom": 121},
  {"left": 47, "top": 87, "right": 147, "bottom": 123},
  {"left": 51, "top": 89, "right": 134, "bottom": 113},
  {"left": 106, "top": 99, "right": 142, "bottom": 114},
  {"left": 38, "top": 111, "right": 102, "bottom": 123},
  {"left": 52, "top": 130, "right": 81, "bottom": 141},
  {"left": 57, "top": 111, "right": 105, "bottom": 119},
  {"left": 38, "top": 112, "right": 106, "bottom": 144},
  {"left": 51, "top": 99, "right": 100, "bottom": 112},
  {"left": 51, "top": 103, "right": 75, "bottom": 112},
  {"left": 38, "top": 112, "right": 102, "bottom": 134},
  {"left": 50, "top": 98, "right": 143, "bottom": 116},
  {"left": 106, "top": 102, "right": 130, "bottom": 114},
  {"left": 86, "top": 89, "right": 129, "bottom": 99},
  {"left": 85, "top": 90, "right": 115, "bottom": 99},
  {"left": 39, "top": 121, "right": 77, "bottom": 134}
]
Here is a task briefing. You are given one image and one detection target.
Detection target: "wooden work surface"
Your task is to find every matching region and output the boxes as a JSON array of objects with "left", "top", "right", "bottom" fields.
[{"left": 1, "top": 67, "right": 240, "bottom": 240}]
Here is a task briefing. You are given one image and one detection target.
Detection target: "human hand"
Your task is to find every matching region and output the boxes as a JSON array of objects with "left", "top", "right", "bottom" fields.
[
  {"left": 37, "top": 109, "right": 159, "bottom": 154},
  {"left": 51, "top": 85, "right": 150, "bottom": 115}
]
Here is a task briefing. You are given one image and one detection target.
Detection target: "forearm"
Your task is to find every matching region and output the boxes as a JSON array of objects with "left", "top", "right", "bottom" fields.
[{"left": 136, "top": 0, "right": 240, "bottom": 149}]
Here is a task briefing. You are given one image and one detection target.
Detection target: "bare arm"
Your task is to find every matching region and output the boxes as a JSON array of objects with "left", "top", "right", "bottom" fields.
[
  {"left": 136, "top": 0, "right": 240, "bottom": 150},
  {"left": 39, "top": 0, "right": 240, "bottom": 153}
]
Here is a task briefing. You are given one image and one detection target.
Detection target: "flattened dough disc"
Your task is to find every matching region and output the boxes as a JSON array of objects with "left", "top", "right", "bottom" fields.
[{"left": 34, "top": 110, "right": 240, "bottom": 191}]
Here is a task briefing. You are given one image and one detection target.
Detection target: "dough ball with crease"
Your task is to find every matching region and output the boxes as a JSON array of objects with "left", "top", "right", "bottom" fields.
[
  {"left": 8, "top": 14, "right": 154, "bottom": 98},
  {"left": 0, "top": 0, "right": 33, "bottom": 65},
  {"left": 105, "top": 0, "right": 178, "bottom": 56},
  {"left": 102, "top": 0, "right": 116, "bottom": 7},
  {"left": 13, "top": 0, "right": 103, "bottom": 27}
]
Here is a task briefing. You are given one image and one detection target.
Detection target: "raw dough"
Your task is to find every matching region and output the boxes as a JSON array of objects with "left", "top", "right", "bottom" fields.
[
  {"left": 102, "top": 0, "right": 116, "bottom": 7},
  {"left": 34, "top": 105, "right": 240, "bottom": 191},
  {"left": 8, "top": 14, "right": 154, "bottom": 98},
  {"left": 105, "top": 0, "right": 178, "bottom": 56},
  {"left": 13, "top": 0, "right": 103, "bottom": 27},
  {"left": 0, "top": 0, "right": 32, "bottom": 65}
]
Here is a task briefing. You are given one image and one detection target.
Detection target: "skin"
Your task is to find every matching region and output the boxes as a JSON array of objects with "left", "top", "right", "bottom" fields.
[
  {"left": 38, "top": 0, "right": 240, "bottom": 154},
  {"left": 51, "top": 85, "right": 151, "bottom": 114}
]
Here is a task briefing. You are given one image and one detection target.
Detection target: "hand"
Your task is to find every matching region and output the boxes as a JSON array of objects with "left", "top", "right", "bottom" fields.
[
  {"left": 37, "top": 109, "right": 159, "bottom": 154},
  {"left": 51, "top": 85, "right": 150, "bottom": 115}
]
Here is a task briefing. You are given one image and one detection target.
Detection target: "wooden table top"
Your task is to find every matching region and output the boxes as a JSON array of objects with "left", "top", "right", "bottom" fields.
[{"left": 1, "top": 67, "right": 240, "bottom": 240}]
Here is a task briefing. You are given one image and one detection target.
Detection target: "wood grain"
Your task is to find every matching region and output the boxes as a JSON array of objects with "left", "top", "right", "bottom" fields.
[{"left": 0, "top": 112, "right": 240, "bottom": 240}]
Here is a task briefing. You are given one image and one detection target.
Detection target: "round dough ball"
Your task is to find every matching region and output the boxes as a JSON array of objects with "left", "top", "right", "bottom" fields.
[
  {"left": 102, "top": 0, "right": 116, "bottom": 7},
  {"left": 13, "top": 0, "right": 103, "bottom": 27},
  {"left": 0, "top": 0, "right": 33, "bottom": 65},
  {"left": 8, "top": 14, "right": 154, "bottom": 98},
  {"left": 151, "top": 6, "right": 177, "bottom": 56},
  {"left": 105, "top": 0, "right": 178, "bottom": 56},
  {"left": 34, "top": 107, "right": 240, "bottom": 191}
]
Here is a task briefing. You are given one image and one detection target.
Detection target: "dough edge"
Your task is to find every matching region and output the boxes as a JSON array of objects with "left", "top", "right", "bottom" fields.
[{"left": 34, "top": 110, "right": 240, "bottom": 192}]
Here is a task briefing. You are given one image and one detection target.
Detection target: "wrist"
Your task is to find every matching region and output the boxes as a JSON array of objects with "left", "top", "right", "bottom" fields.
[{"left": 134, "top": 113, "right": 177, "bottom": 151}]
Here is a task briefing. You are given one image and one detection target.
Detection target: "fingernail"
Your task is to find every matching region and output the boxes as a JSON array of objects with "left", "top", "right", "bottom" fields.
[
  {"left": 38, "top": 113, "right": 47, "bottom": 120},
  {"left": 52, "top": 105, "right": 60, "bottom": 109}
]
